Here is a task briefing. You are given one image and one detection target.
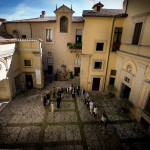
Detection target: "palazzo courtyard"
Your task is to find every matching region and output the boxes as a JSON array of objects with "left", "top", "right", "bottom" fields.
[{"left": 0, "top": 77, "right": 150, "bottom": 150}]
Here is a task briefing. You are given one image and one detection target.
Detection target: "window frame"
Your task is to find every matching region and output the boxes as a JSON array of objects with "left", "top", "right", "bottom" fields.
[
  {"left": 24, "top": 59, "right": 32, "bottom": 67},
  {"left": 60, "top": 16, "right": 68, "bottom": 33},
  {"left": 92, "top": 59, "right": 105, "bottom": 71},
  {"left": 46, "top": 29, "right": 52, "bottom": 42},
  {"left": 130, "top": 16, "right": 146, "bottom": 45},
  {"left": 94, "top": 40, "right": 106, "bottom": 53}
]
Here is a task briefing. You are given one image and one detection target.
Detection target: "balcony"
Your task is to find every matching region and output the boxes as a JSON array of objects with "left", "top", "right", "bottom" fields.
[{"left": 67, "top": 43, "right": 82, "bottom": 52}]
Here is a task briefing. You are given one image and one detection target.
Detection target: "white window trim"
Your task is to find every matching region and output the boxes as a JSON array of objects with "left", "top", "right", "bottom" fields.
[
  {"left": 130, "top": 16, "right": 146, "bottom": 45},
  {"left": 92, "top": 59, "right": 105, "bottom": 72},
  {"left": 46, "top": 28, "right": 54, "bottom": 44},
  {"left": 24, "top": 59, "right": 32, "bottom": 68},
  {"left": 94, "top": 40, "right": 107, "bottom": 53}
]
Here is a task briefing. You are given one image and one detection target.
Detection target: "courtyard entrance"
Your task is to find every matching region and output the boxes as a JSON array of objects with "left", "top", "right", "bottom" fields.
[
  {"left": 25, "top": 74, "right": 33, "bottom": 90},
  {"left": 120, "top": 83, "right": 131, "bottom": 99},
  {"left": 92, "top": 78, "right": 100, "bottom": 91},
  {"left": 48, "top": 65, "right": 53, "bottom": 75},
  {"left": 74, "top": 67, "right": 80, "bottom": 76}
]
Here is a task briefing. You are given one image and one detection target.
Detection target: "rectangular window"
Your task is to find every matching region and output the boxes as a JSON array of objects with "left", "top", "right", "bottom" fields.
[
  {"left": 24, "top": 60, "right": 31, "bottom": 67},
  {"left": 132, "top": 22, "right": 143, "bottom": 45},
  {"left": 145, "top": 94, "right": 150, "bottom": 115},
  {"left": 96, "top": 43, "right": 104, "bottom": 51},
  {"left": 97, "top": 6, "right": 100, "bottom": 11},
  {"left": 112, "top": 27, "right": 123, "bottom": 52},
  {"left": 94, "top": 62, "right": 102, "bottom": 69},
  {"left": 76, "top": 29, "right": 82, "bottom": 44},
  {"left": 22, "top": 35, "right": 26, "bottom": 39},
  {"left": 111, "top": 70, "right": 116, "bottom": 76},
  {"left": 46, "top": 29, "right": 52, "bottom": 42}
]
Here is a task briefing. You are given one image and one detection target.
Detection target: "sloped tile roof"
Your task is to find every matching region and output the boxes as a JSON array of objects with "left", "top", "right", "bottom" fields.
[
  {"left": 83, "top": 9, "right": 126, "bottom": 17},
  {"left": 4, "top": 16, "right": 84, "bottom": 23}
]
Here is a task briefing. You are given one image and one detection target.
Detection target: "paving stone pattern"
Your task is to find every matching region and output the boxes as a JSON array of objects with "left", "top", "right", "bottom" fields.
[{"left": 0, "top": 77, "right": 150, "bottom": 149}]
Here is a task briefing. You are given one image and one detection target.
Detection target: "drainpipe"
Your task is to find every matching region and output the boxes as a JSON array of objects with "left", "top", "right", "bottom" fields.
[
  {"left": 30, "top": 23, "right": 32, "bottom": 38},
  {"left": 103, "top": 17, "right": 116, "bottom": 92},
  {"left": 125, "top": 0, "right": 129, "bottom": 14}
]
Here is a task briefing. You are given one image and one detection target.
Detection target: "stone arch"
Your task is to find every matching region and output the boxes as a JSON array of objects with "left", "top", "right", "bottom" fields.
[
  {"left": 60, "top": 16, "right": 68, "bottom": 33},
  {"left": 123, "top": 60, "right": 137, "bottom": 74}
]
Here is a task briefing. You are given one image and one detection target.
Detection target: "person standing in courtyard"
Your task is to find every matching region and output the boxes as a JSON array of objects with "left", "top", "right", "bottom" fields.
[
  {"left": 57, "top": 95, "right": 61, "bottom": 108},
  {"left": 76, "top": 84, "right": 80, "bottom": 96},
  {"left": 43, "top": 94, "right": 47, "bottom": 109},
  {"left": 85, "top": 92, "right": 89, "bottom": 105},
  {"left": 46, "top": 91, "right": 50, "bottom": 105},
  {"left": 93, "top": 105, "right": 98, "bottom": 118},
  {"left": 51, "top": 102, "right": 55, "bottom": 114},
  {"left": 89, "top": 100, "right": 94, "bottom": 114},
  {"left": 81, "top": 88, "right": 85, "bottom": 101}
]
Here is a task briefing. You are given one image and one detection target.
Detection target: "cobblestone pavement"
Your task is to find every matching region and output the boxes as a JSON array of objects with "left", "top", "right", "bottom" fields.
[{"left": 0, "top": 77, "right": 150, "bottom": 150}]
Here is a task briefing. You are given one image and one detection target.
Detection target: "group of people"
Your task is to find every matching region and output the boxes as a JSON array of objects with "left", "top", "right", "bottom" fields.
[
  {"left": 40, "top": 84, "right": 109, "bottom": 133},
  {"left": 80, "top": 89, "right": 98, "bottom": 118},
  {"left": 40, "top": 83, "right": 80, "bottom": 113}
]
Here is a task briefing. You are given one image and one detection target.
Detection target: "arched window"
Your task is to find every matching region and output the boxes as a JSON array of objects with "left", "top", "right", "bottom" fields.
[{"left": 60, "top": 16, "right": 68, "bottom": 33}]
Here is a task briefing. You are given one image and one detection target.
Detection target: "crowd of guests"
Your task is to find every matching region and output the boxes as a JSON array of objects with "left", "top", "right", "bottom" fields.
[{"left": 40, "top": 83, "right": 109, "bottom": 133}]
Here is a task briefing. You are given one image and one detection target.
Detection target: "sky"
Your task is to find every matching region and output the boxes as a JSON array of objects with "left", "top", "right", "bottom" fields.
[{"left": 0, "top": 0, "right": 124, "bottom": 21}]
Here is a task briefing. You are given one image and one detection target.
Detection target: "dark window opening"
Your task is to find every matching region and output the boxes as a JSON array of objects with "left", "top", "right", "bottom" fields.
[
  {"left": 145, "top": 94, "right": 150, "bottom": 115},
  {"left": 132, "top": 22, "right": 143, "bottom": 45},
  {"left": 112, "top": 27, "right": 123, "bottom": 52},
  {"left": 24, "top": 60, "right": 31, "bottom": 67},
  {"left": 124, "top": 77, "right": 130, "bottom": 83},
  {"left": 60, "top": 16, "right": 68, "bottom": 33},
  {"left": 109, "top": 77, "right": 115, "bottom": 85},
  {"left": 120, "top": 83, "right": 131, "bottom": 99},
  {"left": 111, "top": 70, "right": 116, "bottom": 76},
  {"left": 96, "top": 43, "right": 104, "bottom": 51},
  {"left": 94, "top": 62, "right": 102, "bottom": 69},
  {"left": 97, "top": 6, "right": 100, "bottom": 11},
  {"left": 22, "top": 35, "right": 26, "bottom": 39},
  {"left": 76, "top": 35, "right": 82, "bottom": 44}
]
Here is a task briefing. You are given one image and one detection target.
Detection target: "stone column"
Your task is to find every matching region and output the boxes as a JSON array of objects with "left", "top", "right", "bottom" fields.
[
  {"left": 114, "top": 56, "right": 124, "bottom": 97},
  {"left": 129, "top": 63, "right": 147, "bottom": 106}
]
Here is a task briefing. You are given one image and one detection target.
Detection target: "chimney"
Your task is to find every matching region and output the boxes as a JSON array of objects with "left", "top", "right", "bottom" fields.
[{"left": 40, "top": 11, "right": 45, "bottom": 18}]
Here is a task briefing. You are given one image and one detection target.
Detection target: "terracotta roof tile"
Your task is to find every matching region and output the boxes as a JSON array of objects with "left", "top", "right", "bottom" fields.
[
  {"left": 4, "top": 16, "right": 84, "bottom": 23},
  {"left": 83, "top": 9, "right": 126, "bottom": 17}
]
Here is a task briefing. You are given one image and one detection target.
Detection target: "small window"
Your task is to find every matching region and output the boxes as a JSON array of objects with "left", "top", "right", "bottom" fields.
[
  {"left": 22, "top": 35, "right": 26, "bottom": 39},
  {"left": 132, "top": 22, "right": 143, "bottom": 45},
  {"left": 94, "top": 62, "right": 102, "bottom": 69},
  {"left": 124, "top": 77, "right": 130, "bottom": 83},
  {"left": 111, "top": 70, "right": 116, "bottom": 76},
  {"left": 24, "top": 60, "right": 31, "bottom": 67},
  {"left": 60, "top": 16, "right": 68, "bottom": 33},
  {"left": 46, "top": 29, "right": 52, "bottom": 42},
  {"left": 47, "top": 58, "right": 53, "bottom": 64},
  {"left": 96, "top": 43, "right": 104, "bottom": 51},
  {"left": 97, "top": 6, "right": 100, "bottom": 11}
]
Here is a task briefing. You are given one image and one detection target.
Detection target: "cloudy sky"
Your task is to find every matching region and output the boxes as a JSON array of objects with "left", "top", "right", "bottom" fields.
[{"left": 0, "top": 0, "right": 124, "bottom": 21}]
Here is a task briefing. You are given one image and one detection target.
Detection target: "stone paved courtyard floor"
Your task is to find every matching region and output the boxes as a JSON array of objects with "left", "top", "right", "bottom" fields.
[{"left": 0, "top": 77, "right": 150, "bottom": 150}]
